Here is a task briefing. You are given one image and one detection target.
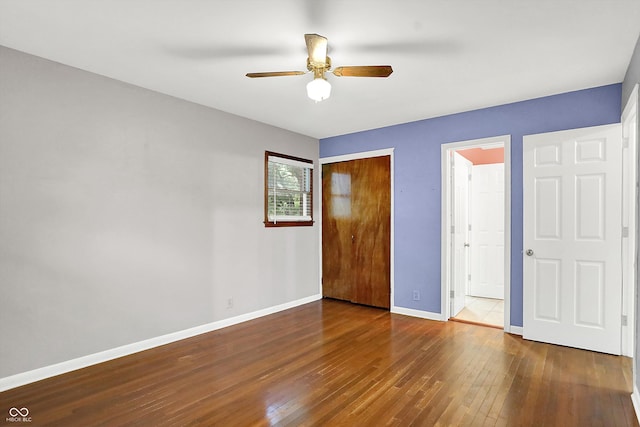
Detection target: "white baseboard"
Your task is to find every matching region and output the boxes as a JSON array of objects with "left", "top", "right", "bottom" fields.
[
  {"left": 507, "top": 325, "right": 523, "bottom": 335},
  {"left": 391, "top": 305, "right": 444, "bottom": 321},
  {"left": 0, "top": 294, "right": 322, "bottom": 392},
  {"left": 633, "top": 385, "right": 640, "bottom": 424}
]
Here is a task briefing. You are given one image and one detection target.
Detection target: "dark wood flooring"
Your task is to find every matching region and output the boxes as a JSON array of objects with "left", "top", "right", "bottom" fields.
[{"left": 0, "top": 299, "right": 637, "bottom": 426}]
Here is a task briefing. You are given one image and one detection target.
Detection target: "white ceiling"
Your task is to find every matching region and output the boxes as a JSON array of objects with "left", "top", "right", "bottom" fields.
[{"left": 1, "top": 1, "right": 639, "bottom": 139}]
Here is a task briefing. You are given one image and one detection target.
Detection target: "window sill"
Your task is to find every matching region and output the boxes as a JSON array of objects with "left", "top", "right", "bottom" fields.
[{"left": 264, "top": 220, "right": 315, "bottom": 228}]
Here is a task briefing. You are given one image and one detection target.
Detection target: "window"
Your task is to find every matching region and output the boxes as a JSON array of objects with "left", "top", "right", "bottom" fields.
[{"left": 264, "top": 151, "right": 314, "bottom": 227}]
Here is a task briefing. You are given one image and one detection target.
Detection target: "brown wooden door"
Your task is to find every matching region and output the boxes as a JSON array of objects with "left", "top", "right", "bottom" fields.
[{"left": 322, "top": 155, "right": 391, "bottom": 308}]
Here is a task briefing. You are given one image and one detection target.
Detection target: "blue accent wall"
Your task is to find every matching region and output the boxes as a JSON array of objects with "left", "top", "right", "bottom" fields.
[{"left": 320, "top": 84, "right": 622, "bottom": 327}]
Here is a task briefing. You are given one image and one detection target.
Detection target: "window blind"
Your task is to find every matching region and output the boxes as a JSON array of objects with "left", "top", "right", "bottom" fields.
[{"left": 266, "top": 154, "right": 313, "bottom": 223}]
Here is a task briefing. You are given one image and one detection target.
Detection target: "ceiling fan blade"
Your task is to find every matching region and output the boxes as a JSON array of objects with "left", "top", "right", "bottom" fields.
[
  {"left": 305, "top": 33, "right": 328, "bottom": 66},
  {"left": 332, "top": 66, "right": 393, "bottom": 78},
  {"left": 246, "top": 71, "right": 307, "bottom": 78}
]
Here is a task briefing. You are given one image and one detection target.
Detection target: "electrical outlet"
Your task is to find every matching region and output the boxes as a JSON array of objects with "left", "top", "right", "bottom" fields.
[
  {"left": 226, "top": 298, "right": 233, "bottom": 309},
  {"left": 412, "top": 290, "right": 420, "bottom": 301}
]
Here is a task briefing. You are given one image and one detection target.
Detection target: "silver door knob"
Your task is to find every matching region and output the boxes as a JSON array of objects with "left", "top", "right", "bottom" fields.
[
  {"left": 525, "top": 249, "right": 534, "bottom": 256},
  {"left": 464, "top": 243, "right": 470, "bottom": 247}
]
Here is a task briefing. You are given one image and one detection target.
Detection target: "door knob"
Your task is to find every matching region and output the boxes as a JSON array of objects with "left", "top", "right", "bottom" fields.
[
  {"left": 525, "top": 249, "right": 534, "bottom": 256},
  {"left": 464, "top": 243, "right": 470, "bottom": 247}
]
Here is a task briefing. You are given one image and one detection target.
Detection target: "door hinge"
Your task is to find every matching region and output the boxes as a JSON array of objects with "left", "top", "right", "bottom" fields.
[
  {"left": 451, "top": 225, "right": 455, "bottom": 234},
  {"left": 450, "top": 290, "right": 455, "bottom": 298},
  {"left": 468, "top": 224, "right": 472, "bottom": 231},
  {"left": 623, "top": 226, "right": 629, "bottom": 238},
  {"left": 468, "top": 173, "right": 472, "bottom": 181},
  {"left": 468, "top": 274, "right": 471, "bottom": 281},
  {"left": 623, "top": 137, "right": 630, "bottom": 149},
  {"left": 622, "top": 315, "right": 628, "bottom": 326}
]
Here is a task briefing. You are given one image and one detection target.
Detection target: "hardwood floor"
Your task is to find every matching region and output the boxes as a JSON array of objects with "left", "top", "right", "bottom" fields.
[{"left": 1, "top": 299, "right": 637, "bottom": 426}]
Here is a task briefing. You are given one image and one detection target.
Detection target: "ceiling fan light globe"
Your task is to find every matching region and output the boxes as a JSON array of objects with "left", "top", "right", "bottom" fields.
[{"left": 306, "top": 78, "right": 331, "bottom": 102}]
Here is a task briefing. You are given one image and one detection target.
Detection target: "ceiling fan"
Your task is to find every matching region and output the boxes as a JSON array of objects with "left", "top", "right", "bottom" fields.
[{"left": 246, "top": 33, "right": 393, "bottom": 102}]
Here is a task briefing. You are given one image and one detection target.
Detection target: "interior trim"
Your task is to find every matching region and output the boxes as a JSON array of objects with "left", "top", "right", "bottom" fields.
[
  {"left": 507, "top": 326, "right": 524, "bottom": 336},
  {"left": 391, "top": 306, "right": 442, "bottom": 321},
  {"left": 632, "top": 385, "right": 640, "bottom": 424}
]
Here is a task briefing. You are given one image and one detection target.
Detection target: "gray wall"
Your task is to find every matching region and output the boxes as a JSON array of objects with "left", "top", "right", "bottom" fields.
[
  {"left": 623, "top": 34, "right": 640, "bottom": 110},
  {"left": 623, "top": 33, "right": 640, "bottom": 395},
  {"left": 0, "top": 46, "right": 319, "bottom": 378}
]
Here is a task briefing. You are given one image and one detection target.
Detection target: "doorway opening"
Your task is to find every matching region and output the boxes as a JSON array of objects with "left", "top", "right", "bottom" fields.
[{"left": 441, "top": 135, "right": 511, "bottom": 331}]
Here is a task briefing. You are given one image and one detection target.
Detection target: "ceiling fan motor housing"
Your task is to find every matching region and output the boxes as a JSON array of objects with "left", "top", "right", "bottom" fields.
[{"left": 308, "top": 56, "right": 331, "bottom": 78}]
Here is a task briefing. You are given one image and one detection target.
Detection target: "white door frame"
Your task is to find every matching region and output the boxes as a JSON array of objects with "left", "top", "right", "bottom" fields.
[
  {"left": 441, "top": 135, "right": 512, "bottom": 331},
  {"left": 622, "top": 83, "right": 639, "bottom": 359},
  {"left": 319, "top": 148, "right": 395, "bottom": 309}
]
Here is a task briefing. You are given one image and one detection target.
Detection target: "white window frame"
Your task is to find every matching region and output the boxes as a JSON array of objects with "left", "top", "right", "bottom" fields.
[{"left": 264, "top": 151, "right": 314, "bottom": 227}]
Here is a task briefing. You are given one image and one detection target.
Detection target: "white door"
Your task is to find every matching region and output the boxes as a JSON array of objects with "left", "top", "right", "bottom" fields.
[
  {"left": 470, "top": 163, "right": 505, "bottom": 299},
  {"left": 523, "top": 124, "right": 622, "bottom": 355},
  {"left": 452, "top": 152, "right": 472, "bottom": 316}
]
